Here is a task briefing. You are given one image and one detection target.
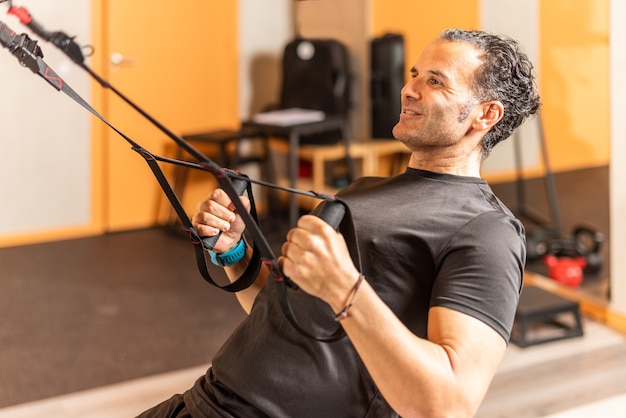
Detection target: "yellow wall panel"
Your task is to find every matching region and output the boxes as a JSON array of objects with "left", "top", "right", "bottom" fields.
[
  {"left": 98, "top": 0, "right": 239, "bottom": 231},
  {"left": 371, "top": 0, "right": 479, "bottom": 77},
  {"left": 372, "top": 0, "right": 610, "bottom": 174},
  {"left": 540, "top": 0, "right": 610, "bottom": 171}
]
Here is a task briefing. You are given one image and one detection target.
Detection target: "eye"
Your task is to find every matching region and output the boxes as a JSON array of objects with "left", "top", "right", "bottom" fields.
[{"left": 428, "top": 78, "right": 442, "bottom": 86}]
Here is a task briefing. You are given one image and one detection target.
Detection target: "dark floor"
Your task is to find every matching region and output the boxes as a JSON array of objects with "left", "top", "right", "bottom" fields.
[
  {"left": 0, "top": 227, "right": 243, "bottom": 407},
  {"left": 490, "top": 165, "right": 610, "bottom": 299},
  {"left": 0, "top": 166, "right": 610, "bottom": 408}
]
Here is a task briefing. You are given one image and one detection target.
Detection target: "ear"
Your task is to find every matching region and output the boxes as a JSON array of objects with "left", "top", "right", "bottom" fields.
[{"left": 473, "top": 101, "right": 504, "bottom": 131}]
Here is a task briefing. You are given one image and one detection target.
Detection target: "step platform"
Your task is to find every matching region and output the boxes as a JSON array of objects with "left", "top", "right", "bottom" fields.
[{"left": 511, "top": 285, "right": 584, "bottom": 348}]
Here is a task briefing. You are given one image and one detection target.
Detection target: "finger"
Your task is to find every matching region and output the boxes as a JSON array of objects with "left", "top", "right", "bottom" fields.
[
  {"left": 229, "top": 195, "right": 251, "bottom": 223},
  {"left": 277, "top": 255, "right": 288, "bottom": 274},
  {"left": 192, "top": 210, "right": 233, "bottom": 238},
  {"left": 193, "top": 191, "right": 237, "bottom": 232},
  {"left": 297, "top": 214, "right": 334, "bottom": 233},
  {"left": 281, "top": 239, "right": 305, "bottom": 267},
  {"left": 278, "top": 252, "right": 305, "bottom": 284},
  {"left": 286, "top": 224, "right": 334, "bottom": 259},
  {"left": 285, "top": 222, "right": 318, "bottom": 245},
  {"left": 212, "top": 188, "right": 237, "bottom": 208}
]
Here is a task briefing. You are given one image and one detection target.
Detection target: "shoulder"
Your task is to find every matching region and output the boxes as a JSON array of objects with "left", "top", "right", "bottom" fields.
[{"left": 457, "top": 210, "right": 525, "bottom": 251}]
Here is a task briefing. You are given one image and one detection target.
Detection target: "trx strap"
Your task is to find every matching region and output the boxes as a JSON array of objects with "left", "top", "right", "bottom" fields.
[
  {"left": 0, "top": 20, "right": 262, "bottom": 292},
  {"left": 0, "top": 21, "right": 362, "bottom": 342}
]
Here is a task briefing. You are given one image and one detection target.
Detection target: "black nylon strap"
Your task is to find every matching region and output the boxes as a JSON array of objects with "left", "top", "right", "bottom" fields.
[
  {"left": 275, "top": 198, "right": 361, "bottom": 342},
  {"left": 1, "top": 26, "right": 364, "bottom": 342},
  {"left": 136, "top": 147, "right": 263, "bottom": 292},
  {"left": 0, "top": 22, "right": 266, "bottom": 292},
  {"left": 43, "top": 54, "right": 265, "bottom": 293}
]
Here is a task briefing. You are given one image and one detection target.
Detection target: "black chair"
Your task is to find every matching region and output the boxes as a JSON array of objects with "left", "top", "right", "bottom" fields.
[
  {"left": 244, "top": 37, "right": 355, "bottom": 225},
  {"left": 171, "top": 38, "right": 355, "bottom": 227},
  {"left": 165, "top": 127, "right": 272, "bottom": 228}
]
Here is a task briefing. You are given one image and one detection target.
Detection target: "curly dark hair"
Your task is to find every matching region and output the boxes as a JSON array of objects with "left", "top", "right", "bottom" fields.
[{"left": 438, "top": 29, "right": 541, "bottom": 159}]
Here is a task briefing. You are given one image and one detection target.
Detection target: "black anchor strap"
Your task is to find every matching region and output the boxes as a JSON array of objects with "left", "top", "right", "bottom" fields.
[{"left": 0, "top": 23, "right": 363, "bottom": 342}]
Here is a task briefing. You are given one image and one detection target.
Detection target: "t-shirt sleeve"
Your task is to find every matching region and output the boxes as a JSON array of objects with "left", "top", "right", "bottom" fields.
[{"left": 430, "top": 211, "right": 525, "bottom": 341}]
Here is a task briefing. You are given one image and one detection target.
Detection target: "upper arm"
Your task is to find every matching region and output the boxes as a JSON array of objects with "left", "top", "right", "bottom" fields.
[
  {"left": 428, "top": 305, "right": 507, "bottom": 411},
  {"left": 432, "top": 212, "right": 525, "bottom": 341}
]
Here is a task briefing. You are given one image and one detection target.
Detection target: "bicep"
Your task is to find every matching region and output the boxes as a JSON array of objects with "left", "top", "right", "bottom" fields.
[
  {"left": 428, "top": 306, "right": 507, "bottom": 407},
  {"left": 432, "top": 214, "right": 525, "bottom": 340}
]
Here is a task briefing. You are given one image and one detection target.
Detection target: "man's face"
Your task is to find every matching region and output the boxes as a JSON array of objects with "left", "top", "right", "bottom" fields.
[{"left": 392, "top": 40, "right": 483, "bottom": 150}]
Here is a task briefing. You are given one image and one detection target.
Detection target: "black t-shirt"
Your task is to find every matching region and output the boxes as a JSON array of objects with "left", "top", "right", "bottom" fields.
[{"left": 185, "top": 168, "right": 525, "bottom": 417}]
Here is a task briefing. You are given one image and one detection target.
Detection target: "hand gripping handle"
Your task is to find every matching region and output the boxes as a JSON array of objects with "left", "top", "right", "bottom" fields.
[{"left": 200, "top": 177, "right": 249, "bottom": 250}]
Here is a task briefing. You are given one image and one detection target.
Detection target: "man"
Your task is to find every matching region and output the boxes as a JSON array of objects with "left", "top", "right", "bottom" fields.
[{"left": 140, "top": 28, "right": 540, "bottom": 417}]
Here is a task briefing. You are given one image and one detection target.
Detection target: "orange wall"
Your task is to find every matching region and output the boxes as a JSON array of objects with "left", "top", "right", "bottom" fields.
[
  {"left": 0, "top": 1, "right": 610, "bottom": 246},
  {"left": 371, "top": 0, "right": 610, "bottom": 174},
  {"left": 540, "top": 0, "right": 610, "bottom": 171},
  {"left": 94, "top": 0, "right": 239, "bottom": 232},
  {"left": 372, "top": 1, "right": 479, "bottom": 78},
  {"left": 0, "top": 1, "right": 240, "bottom": 247}
]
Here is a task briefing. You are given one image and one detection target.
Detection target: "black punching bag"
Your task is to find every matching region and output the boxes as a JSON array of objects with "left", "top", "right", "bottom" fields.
[{"left": 370, "top": 34, "right": 405, "bottom": 139}]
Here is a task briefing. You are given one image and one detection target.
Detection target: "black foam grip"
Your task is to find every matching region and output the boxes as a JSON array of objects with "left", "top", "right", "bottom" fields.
[{"left": 310, "top": 200, "right": 345, "bottom": 230}]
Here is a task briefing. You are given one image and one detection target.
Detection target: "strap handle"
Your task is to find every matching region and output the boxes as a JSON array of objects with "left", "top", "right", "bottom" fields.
[
  {"left": 0, "top": 25, "right": 364, "bottom": 342},
  {"left": 276, "top": 198, "right": 362, "bottom": 342}
]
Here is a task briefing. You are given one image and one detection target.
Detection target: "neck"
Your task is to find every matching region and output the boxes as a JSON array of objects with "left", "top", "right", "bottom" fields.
[{"left": 406, "top": 148, "right": 483, "bottom": 177}]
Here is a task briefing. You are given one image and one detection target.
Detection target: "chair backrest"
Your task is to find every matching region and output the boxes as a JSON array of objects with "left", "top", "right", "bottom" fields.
[
  {"left": 280, "top": 38, "right": 351, "bottom": 144},
  {"left": 280, "top": 38, "right": 351, "bottom": 117}
]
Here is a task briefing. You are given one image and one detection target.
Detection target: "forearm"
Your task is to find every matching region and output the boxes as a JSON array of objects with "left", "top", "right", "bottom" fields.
[
  {"left": 334, "top": 280, "right": 501, "bottom": 417},
  {"left": 224, "top": 243, "right": 268, "bottom": 313},
  {"left": 279, "top": 215, "right": 505, "bottom": 415}
]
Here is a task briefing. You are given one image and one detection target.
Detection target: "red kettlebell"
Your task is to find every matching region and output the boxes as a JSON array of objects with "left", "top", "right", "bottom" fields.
[{"left": 543, "top": 254, "right": 587, "bottom": 287}]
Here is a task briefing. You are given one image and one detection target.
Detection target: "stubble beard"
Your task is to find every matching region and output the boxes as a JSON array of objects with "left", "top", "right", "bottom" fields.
[
  {"left": 393, "top": 99, "right": 477, "bottom": 150},
  {"left": 393, "top": 111, "right": 458, "bottom": 149}
]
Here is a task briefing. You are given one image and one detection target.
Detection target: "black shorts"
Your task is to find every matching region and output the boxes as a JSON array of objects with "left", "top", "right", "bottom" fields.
[
  {"left": 136, "top": 394, "right": 191, "bottom": 418},
  {"left": 135, "top": 369, "right": 268, "bottom": 418}
]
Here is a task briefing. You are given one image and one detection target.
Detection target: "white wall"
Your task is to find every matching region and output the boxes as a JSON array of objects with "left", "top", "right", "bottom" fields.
[
  {"left": 0, "top": 0, "right": 91, "bottom": 235},
  {"left": 1, "top": 2, "right": 624, "bottom": 315},
  {"left": 480, "top": 0, "right": 541, "bottom": 175},
  {"left": 0, "top": 0, "right": 292, "bottom": 239},
  {"left": 610, "top": 0, "right": 626, "bottom": 315},
  {"left": 237, "top": 0, "right": 294, "bottom": 194},
  {"left": 238, "top": 0, "right": 294, "bottom": 119},
  {"left": 294, "top": 0, "right": 369, "bottom": 141}
]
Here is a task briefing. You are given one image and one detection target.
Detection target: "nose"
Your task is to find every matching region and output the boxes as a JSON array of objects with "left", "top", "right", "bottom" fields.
[{"left": 401, "top": 76, "right": 421, "bottom": 100}]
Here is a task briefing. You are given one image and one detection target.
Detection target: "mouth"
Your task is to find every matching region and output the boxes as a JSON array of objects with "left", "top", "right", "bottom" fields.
[{"left": 401, "top": 108, "right": 422, "bottom": 117}]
